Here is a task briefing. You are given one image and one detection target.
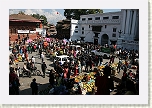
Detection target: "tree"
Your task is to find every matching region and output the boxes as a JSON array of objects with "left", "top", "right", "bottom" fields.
[
  {"left": 31, "top": 14, "right": 48, "bottom": 25},
  {"left": 64, "top": 9, "right": 103, "bottom": 20},
  {"left": 18, "top": 11, "right": 25, "bottom": 15}
]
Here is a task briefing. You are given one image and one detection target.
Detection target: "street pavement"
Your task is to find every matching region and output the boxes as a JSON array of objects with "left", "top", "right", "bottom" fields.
[
  {"left": 16, "top": 51, "right": 127, "bottom": 95},
  {"left": 17, "top": 51, "right": 54, "bottom": 95}
]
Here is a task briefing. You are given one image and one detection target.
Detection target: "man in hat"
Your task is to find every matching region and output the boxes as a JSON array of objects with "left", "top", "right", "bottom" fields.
[{"left": 30, "top": 78, "right": 38, "bottom": 95}]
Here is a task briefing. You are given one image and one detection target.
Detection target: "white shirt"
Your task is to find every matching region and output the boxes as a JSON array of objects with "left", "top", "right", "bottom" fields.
[
  {"left": 22, "top": 53, "right": 25, "bottom": 58},
  {"left": 32, "top": 57, "right": 35, "bottom": 63},
  {"left": 41, "top": 53, "right": 44, "bottom": 58}
]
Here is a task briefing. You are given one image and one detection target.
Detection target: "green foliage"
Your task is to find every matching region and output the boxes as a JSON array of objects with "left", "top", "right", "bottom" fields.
[
  {"left": 18, "top": 11, "right": 25, "bottom": 15},
  {"left": 64, "top": 9, "right": 103, "bottom": 20},
  {"left": 31, "top": 14, "right": 48, "bottom": 25}
]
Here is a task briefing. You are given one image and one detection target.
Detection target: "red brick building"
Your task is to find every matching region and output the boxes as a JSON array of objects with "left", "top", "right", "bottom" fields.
[{"left": 9, "top": 13, "right": 42, "bottom": 41}]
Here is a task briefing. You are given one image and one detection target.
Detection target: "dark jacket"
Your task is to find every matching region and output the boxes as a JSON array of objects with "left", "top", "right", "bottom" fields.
[
  {"left": 30, "top": 81, "right": 38, "bottom": 91},
  {"left": 41, "top": 63, "right": 47, "bottom": 71}
]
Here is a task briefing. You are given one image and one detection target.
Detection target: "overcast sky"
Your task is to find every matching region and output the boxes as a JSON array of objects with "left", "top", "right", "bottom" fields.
[{"left": 9, "top": 9, "right": 121, "bottom": 25}]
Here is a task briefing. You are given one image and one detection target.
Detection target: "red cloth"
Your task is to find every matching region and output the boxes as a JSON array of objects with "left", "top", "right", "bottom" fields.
[
  {"left": 63, "top": 68, "right": 68, "bottom": 78},
  {"left": 74, "top": 65, "right": 78, "bottom": 76},
  {"left": 9, "top": 73, "right": 18, "bottom": 83}
]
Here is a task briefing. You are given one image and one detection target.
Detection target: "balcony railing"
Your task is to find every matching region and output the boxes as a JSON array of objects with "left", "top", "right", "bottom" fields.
[{"left": 79, "top": 19, "right": 120, "bottom": 24}]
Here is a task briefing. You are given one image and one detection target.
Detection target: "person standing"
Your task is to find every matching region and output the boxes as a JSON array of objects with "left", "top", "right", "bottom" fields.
[
  {"left": 41, "top": 61, "right": 47, "bottom": 78},
  {"left": 41, "top": 52, "right": 45, "bottom": 62},
  {"left": 30, "top": 78, "right": 38, "bottom": 95},
  {"left": 31, "top": 56, "right": 36, "bottom": 67},
  {"left": 95, "top": 69, "right": 114, "bottom": 95},
  {"left": 15, "top": 64, "right": 20, "bottom": 77},
  {"left": 49, "top": 69, "right": 55, "bottom": 87},
  {"left": 9, "top": 69, "right": 20, "bottom": 95},
  {"left": 74, "top": 64, "right": 78, "bottom": 76},
  {"left": 39, "top": 48, "right": 42, "bottom": 58}
]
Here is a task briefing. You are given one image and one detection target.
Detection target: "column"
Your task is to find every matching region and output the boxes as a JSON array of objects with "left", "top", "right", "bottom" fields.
[
  {"left": 129, "top": 10, "right": 133, "bottom": 35},
  {"left": 125, "top": 10, "right": 131, "bottom": 34},
  {"left": 131, "top": 10, "right": 137, "bottom": 35},
  {"left": 134, "top": 13, "right": 139, "bottom": 40},
  {"left": 121, "top": 9, "right": 126, "bottom": 34}
]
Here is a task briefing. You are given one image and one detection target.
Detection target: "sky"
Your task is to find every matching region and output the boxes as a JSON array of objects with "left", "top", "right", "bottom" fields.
[{"left": 9, "top": 9, "right": 121, "bottom": 25}]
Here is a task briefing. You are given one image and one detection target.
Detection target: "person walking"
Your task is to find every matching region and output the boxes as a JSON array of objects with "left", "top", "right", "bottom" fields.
[
  {"left": 41, "top": 61, "right": 47, "bottom": 78},
  {"left": 30, "top": 78, "right": 38, "bottom": 95}
]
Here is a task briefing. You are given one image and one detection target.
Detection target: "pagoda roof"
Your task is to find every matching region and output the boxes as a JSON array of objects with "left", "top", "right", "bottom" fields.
[{"left": 9, "top": 14, "right": 41, "bottom": 23}]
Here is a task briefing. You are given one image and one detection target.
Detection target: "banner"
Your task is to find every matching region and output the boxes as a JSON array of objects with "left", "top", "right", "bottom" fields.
[{"left": 18, "top": 30, "right": 29, "bottom": 33}]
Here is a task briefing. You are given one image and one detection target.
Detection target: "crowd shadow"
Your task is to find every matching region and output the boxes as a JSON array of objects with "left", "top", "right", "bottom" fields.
[{"left": 19, "top": 82, "right": 50, "bottom": 95}]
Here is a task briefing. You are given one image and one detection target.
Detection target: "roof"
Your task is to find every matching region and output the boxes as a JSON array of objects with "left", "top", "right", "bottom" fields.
[
  {"left": 9, "top": 14, "right": 41, "bottom": 22},
  {"left": 62, "top": 24, "right": 70, "bottom": 29}
]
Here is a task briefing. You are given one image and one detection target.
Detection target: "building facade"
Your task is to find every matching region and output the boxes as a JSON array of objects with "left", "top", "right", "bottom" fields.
[
  {"left": 46, "top": 24, "right": 57, "bottom": 37},
  {"left": 70, "top": 11, "right": 122, "bottom": 45},
  {"left": 117, "top": 9, "right": 139, "bottom": 50},
  {"left": 56, "top": 19, "right": 71, "bottom": 39},
  {"left": 70, "top": 9, "right": 139, "bottom": 50},
  {"left": 70, "top": 19, "right": 79, "bottom": 41},
  {"left": 9, "top": 14, "right": 42, "bottom": 41}
]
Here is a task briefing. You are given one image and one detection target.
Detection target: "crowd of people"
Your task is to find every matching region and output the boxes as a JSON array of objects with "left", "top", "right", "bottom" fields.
[{"left": 9, "top": 35, "right": 139, "bottom": 95}]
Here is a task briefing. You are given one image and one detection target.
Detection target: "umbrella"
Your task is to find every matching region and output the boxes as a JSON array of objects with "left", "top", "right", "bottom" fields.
[
  {"left": 45, "top": 38, "right": 50, "bottom": 42},
  {"left": 26, "top": 39, "right": 33, "bottom": 43}
]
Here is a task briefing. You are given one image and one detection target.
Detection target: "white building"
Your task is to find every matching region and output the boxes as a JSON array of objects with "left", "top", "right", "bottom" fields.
[
  {"left": 117, "top": 9, "right": 139, "bottom": 50},
  {"left": 70, "top": 19, "right": 79, "bottom": 41},
  {"left": 70, "top": 9, "right": 139, "bottom": 50},
  {"left": 70, "top": 11, "right": 122, "bottom": 45}
]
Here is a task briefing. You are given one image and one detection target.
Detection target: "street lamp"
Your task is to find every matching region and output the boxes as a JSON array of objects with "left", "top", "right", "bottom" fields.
[{"left": 118, "top": 30, "right": 123, "bottom": 38}]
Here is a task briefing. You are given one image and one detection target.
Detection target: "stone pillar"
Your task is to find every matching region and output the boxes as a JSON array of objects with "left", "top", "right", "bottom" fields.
[
  {"left": 121, "top": 10, "right": 126, "bottom": 34},
  {"left": 134, "top": 13, "right": 139, "bottom": 40},
  {"left": 129, "top": 10, "right": 133, "bottom": 35},
  {"left": 131, "top": 10, "right": 137, "bottom": 35},
  {"left": 125, "top": 10, "right": 131, "bottom": 34}
]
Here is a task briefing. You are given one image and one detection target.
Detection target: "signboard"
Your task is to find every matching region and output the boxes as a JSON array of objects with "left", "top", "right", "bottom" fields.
[
  {"left": 30, "top": 31, "right": 36, "bottom": 34},
  {"left": 18, "top": 30, "right": 29, "bottom": 34}
]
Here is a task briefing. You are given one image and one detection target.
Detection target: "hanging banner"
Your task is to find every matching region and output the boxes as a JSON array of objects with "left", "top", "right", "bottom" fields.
[{"left": 18, "top": 30, "right": 29, "bottom": 34}]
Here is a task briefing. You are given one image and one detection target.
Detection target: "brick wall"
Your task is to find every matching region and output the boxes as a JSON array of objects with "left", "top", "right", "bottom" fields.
[{"left": 9, "top": 33, "right": 38, "bottom": 42}]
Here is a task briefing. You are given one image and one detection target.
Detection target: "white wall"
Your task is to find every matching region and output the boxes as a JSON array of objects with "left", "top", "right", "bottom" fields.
[
  {"left": 79, "top": 11, "right": 121, "bottom": 45},
  {"left": 70, "top": 19, "right": 80, "bottom": 41}
]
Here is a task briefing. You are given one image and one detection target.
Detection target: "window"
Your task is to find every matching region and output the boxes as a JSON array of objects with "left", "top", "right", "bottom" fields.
[
  {"left": 112, "top": 16, "right": 119, "bottom": 19},
  {"left": 95, "top": 17, "right": 100, "bottom": 20},
  {"left": 75, "top": 26, "right": 78, "bottom": 28},
  {"left": 92, "top": 26, "right": 102, "bottom": 32},
  {"left": 112, "top": 33, "right": 116, "bottom": 37},
  {"left": 113, "top": 28, "right": 117, "bottom": 32},
  {"left": 82, "top": 31, "right": 84, "bottom": 34},
  {"left": 82, "top": 18, "right": 86, "bottom": 21},
  {"left": 89, "top": 25, "right": 90, "bottom": 28},
  {"left": 88, "top": 18, "right": 92, "bottom": 20},
  {"left": 82, "top": 27, "right": 84, "bottom": 30},
  {"left": 103, "top": 17, "right": 109, "bottom": 19},
  {"left": 75, "top": 31, "right": 78, "bottom": 33},
  {"left": 105, "top": 25, "right": 107, "bottom": 28}
]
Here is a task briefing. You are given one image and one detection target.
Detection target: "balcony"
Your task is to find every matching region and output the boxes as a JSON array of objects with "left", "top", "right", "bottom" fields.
[{"left": 79, "top": 19, "right": 120, "bottom": 24}]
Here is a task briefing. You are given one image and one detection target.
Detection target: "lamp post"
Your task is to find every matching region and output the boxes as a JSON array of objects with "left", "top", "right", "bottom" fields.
[
  {"left": 118, "top": 30, "right": 123, "bottom": 38},
  {"left": 39, "top": 18, "right": 44, "bottom": 36}
]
